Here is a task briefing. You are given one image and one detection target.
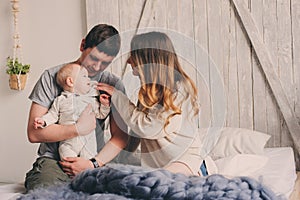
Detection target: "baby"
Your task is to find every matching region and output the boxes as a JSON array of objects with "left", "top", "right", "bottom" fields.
[{"left": 33, "top": 63, "right": 110, "bottom": 160}]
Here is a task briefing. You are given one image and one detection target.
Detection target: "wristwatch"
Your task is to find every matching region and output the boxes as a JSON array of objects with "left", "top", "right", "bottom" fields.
[{"left": 89, "top": 158, "right": 99, "bottom": 168}]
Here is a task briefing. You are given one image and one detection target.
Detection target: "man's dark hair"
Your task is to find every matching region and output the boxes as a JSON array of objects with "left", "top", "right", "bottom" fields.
[{"left": 84, "top": 24, "right": 121, "bottom": 56}]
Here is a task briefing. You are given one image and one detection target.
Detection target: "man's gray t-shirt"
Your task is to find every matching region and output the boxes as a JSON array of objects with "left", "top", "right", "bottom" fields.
[{"left": 29, "top": 64, "right": 126, "bottom": 160}]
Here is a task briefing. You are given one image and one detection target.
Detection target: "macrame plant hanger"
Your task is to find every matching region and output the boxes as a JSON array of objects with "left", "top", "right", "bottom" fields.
[{"left": 10, "top": 0, "right": 25, "bottom": 90}]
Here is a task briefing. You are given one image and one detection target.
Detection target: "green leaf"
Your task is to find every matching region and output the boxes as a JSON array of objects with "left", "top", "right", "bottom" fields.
[{"left": 6, "top": 56, "right": 30, "bottom": 74}]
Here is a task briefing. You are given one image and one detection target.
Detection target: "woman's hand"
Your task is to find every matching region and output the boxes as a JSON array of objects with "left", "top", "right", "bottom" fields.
[
  {"left": 99, "top": 94, "right": 110, "bottom": 107},
  {"left": 96, "top": 83, "right": 115, "bottom": 96},
  {"left": 59, "top": 157, "right": 93, "bottom": 177}
]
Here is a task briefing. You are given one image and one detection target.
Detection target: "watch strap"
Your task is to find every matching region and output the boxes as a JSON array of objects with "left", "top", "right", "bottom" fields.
[{"left": 89, "top": 158, "right": 99, "bottom": 168}]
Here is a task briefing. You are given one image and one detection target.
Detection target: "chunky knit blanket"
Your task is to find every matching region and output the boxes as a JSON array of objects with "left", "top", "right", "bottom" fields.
[{"left": 18, "top": 164, "right": 284, "bottom": 200}]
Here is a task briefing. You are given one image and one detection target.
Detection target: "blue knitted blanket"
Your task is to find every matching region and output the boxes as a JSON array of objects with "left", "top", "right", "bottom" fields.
[{"left": 18, "top": 164, "right": 284, "bottom": 200}]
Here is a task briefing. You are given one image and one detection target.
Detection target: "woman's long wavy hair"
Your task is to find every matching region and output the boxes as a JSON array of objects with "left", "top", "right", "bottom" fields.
[{"left": 130, "top": 31, "right": 199, "bottom": 128}]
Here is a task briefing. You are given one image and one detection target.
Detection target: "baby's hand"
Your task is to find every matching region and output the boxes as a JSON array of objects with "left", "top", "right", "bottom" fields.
[
  {"left": 99, "top": 94, "right": 110, "bottom": 107},
  {"left": 33, "top": 117, "right": 46, "bottom": 129}
]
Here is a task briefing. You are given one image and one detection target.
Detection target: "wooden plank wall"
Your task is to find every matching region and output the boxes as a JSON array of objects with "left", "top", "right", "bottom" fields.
[{"left": 86, "top": 0, "right": 300, "bottom": 169}]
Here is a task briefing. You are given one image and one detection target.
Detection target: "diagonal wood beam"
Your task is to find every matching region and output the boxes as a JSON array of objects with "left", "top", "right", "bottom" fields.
[
  {"left": 231, "top": 0, "right": 300, "bottom": 154},
  {"left": 121, "top": 0, "right": 155, "bottom": 78}
]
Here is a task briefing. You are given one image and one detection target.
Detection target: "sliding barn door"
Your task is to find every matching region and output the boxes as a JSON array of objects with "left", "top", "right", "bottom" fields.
[{"left": 86, "top": 0, "right": 300, "bottom": 169}]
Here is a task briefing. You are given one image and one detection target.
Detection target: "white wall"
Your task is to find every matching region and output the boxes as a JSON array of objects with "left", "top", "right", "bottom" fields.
[{"left": 0, "top": 0, "right": 86, "bottom": 183}]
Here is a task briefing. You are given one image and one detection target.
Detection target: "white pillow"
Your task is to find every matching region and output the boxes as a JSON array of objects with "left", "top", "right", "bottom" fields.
[
  {"left": 207, "top": 127, "right": 271, "bottom": 160},
  {"left": 214, "top": 154, "right": 269, "bottom": 177}
]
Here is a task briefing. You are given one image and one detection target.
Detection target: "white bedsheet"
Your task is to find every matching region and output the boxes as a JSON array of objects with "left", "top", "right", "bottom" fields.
[
  {"left": 0, "top": 147, "right": 296, "bottom": 199},
  {"left": 214, "top": 147, "right": 297, "bottom": 199},
  {"left": 0, "top": 183, "right": 25, "bottom": 200},
  {"left": 255, "top": 147, "right": 297, "bottom": 199}
]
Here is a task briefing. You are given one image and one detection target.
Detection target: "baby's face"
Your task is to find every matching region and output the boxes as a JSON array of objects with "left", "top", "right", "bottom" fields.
[{"left": 73, "top": 67, "right": 91, "bottom": 95}]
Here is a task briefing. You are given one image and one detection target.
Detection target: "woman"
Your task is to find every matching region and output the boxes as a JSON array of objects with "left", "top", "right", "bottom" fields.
[{"left": 97, "top": 31, "right": 202, "bottom": 175}]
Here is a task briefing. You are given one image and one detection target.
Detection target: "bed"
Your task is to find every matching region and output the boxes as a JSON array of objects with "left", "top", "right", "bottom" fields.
[
  {"left": 0, "top": 128, "right": 298, "bottom": 199},
  {"left": 0, "top": 148, "right": 298, "bottom": 200},
  {"left": 213, "top": 147, "right": 298, "bottom": 199},
  {"left": 0, "top": 182, "right": 25, "bottom": 200}
]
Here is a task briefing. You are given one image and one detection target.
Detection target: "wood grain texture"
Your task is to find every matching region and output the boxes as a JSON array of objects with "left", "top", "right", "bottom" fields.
[
  {"left": 85, "top": 0, "right": 300, "bottom": 168},
  {"left": 251, "top": 0, "right": 268, "bottom": 134},
  {"left": 236, "top": 0, "right": 253, "bottom": 129},
  {"left": 291, "top": 0, "right": 300, "bottom": 171},
  {"left": 231, "top": 0, "right": 300, "bottom": 155}
]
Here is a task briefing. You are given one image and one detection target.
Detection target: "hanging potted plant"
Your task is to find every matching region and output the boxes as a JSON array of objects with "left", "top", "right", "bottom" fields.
[{"left": 6, "top": 56, "right": 30, "bottom": 90}]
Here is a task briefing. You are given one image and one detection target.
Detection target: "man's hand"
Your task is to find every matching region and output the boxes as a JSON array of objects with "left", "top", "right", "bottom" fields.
[
  {"left": 75, "top": 104, "right": 96, "bottom": 136},
  {"left": 33, "top": 117, "right": 46, "bottom": 129},
  {"left": 60, "top": 157, "right": 94, "bottom": 177}
]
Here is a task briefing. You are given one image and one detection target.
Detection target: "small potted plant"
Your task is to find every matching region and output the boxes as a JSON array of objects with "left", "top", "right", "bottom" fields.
[{"left": 6, "top": 56, "right": 30, "bottom": 90}]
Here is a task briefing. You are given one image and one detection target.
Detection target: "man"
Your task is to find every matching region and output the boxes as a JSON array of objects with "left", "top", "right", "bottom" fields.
[{"left": 25, "top": 24, "right": 128, "bottom": 191}]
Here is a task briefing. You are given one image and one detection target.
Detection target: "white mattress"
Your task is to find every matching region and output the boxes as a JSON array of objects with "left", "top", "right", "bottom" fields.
[{"left": 213, "top": 147, "right": 297, "bottom": 199}]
